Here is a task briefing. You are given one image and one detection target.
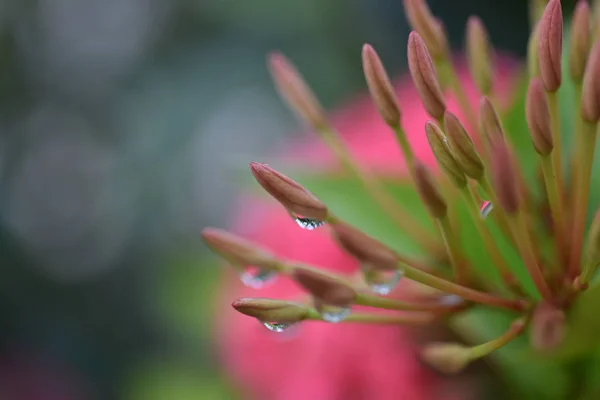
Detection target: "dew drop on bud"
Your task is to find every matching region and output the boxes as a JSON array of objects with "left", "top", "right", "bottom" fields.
[
  {"left": 291, "top": 213, "right": 326, "bottom": 230},
  {"left": 479, "top": 201, "right": 494, "bottom": 219},
  {"left": 317, "top": 304, "right": 351, "bottom": 323},
  {"left": 239, "top": 266, "right": 277, "bottom": 289},
  {"left": 261, "top": 321, "right": 295, "bottom": 333},
  {"left": 363, "top": 267, "right": 404, "bottom": 295}
]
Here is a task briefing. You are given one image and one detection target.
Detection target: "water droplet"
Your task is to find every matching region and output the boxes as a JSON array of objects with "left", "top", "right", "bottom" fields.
[
  {"left": 239, "top": 266, "right": 277, "bottom": 289},
  {"left": 318, "top": 304, "right": 351, "bottom": 323},
  {"left": 363, "top": 268, "right": 404, "bottom": 295},
  {"left": 261, "top": 321, "right": 295, "bottom": 333},
  {"left": 290, "top": 212, "right": 326, "bottom": 230},
  {"left": 479, "top": 201, "right": 494, "bottom": 219},
  {"left": 439, "top": 294, "right": 463, "bottom": 306}
]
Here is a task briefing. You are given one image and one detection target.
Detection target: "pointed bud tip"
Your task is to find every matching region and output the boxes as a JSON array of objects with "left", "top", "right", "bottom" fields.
[
  {"left": 403, "top": 0, "right": 448, "bottom": 60},
  {"left": 538, "top": 0, "right": 563, "bottom": 91},
  {"left": 582, "top": 41, "right": 600, "bottom": 122},
  {"left": 267, "top": 51, "right": 328, "bottom": 129},
  {"left": 201, "top": 227, "right": 275, "bottom": 267},
  {"left": 466, "top": 16, "right": 493, "bottom": 95},
  {"left": 231, "top": 298, "right": 309, "bottom": 323},
  {"left": 407, "top": 31, "right": 446, "bottom": 119},
  {"left": 249, "top": 162, "right": 328, "bottom": 221},
  {"left": 569, "top": 1, "right": 591, "bottom": 81},
  {"left": 362, "top": 43, "right": 401, "bottom": 126},
  {"left": 479, "top": 96, "right": 504, "bottom": 142}
]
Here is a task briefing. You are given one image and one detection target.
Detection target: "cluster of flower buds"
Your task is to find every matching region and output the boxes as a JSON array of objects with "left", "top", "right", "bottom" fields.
[{"left": 203, "top": 0, "right": 600, "bottom": 374}]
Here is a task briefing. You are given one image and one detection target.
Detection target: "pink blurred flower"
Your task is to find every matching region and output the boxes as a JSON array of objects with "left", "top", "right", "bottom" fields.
[{"left": 215, "top": 57, "right": 518, "bottom": 400}]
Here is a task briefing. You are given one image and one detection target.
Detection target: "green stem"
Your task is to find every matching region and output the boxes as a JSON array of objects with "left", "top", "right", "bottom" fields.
[
  {"left": 547, "top": 91, "right": 564, "bottom": 206},
  {"left": 307, "top": 309, "right": 434, "bottom": 325},
  {"left": 469, "top": 317, "right": 527, "bottom": 359},
  {"left": 356, "top": 292, "right": 464, "bottom": 313},
  {"left": 400, "top": 262, "right": 527, "bottom": 312},
  {"left": 440, "top": 61, "right": 479, "bottom": 141},
  {"left": 508, "top": 211, "right": 553, "bottom": 301},
  {"left": 437, "top": 215, "right": 468, "bottom": 284},
  {"left": 540, "top": 154, "right": 567, "bottom": 270},
  {"left": 461, "top": 187, "right": 521, "bottom": 292},
  {"left": 569, "top": 121, "right": 598, "bottom": 277}
]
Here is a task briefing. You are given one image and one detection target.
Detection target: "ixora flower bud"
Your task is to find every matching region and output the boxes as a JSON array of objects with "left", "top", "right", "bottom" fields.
[
  {"left": 526, "top": 78, "right": 554, "bottom": 156},
  {"left": 581, "top": 41, "right": 600, "bottom": 122},
  {"left": 530, "top": 301, "right": 566, "bottom": 351},
  {"left": 491, "top": 141, "right": 519, "bottom": 214},
  {"left": 292, "top": 268, "right": 357, "bottom": 308},
  {"left": 479, "top": 97, "right": 505, "bottom": 142},
  {"left": 425, "top": 121, "right": 467, "bottom": 188},
  {"left": 413, "top": 161, "right": 447, "bottom": 219},
  {"left": 331, "top": 222, "right": 399, "bottom": 270},
  {"left": 268, "top": 52, "right": 328, "bottom": 130},
  {"left": 250, "top": 162, "right": 328, "bottom": 222},
  {"left": 444, "top": 112, "right": 484, "bottom": 180},
  {"left": 466, "top": 16, "right": 493, "bottom": 95},
  {"left": 537, "top": 0, "right": 563, "bottom": 92},
  {"left": 408, "top": 31, "right": 446, "bottom": 119},
  {"left": 421, "top": 343, "right": 472, "bottom": 374},
  {"left": 402, "top": 0, "right": 449, "bottom": 60},
  {"left": 231, "top": 298, "right": 310, "bottom": 323},
  {"left": 201, "top": 228, "right": 276, "bottom": 267},
  {"left": 569, "top": 1, "right": 591, "bottom": 82},
  {"left": 362, "top": 44, "right": 401, "bottom": 126}
]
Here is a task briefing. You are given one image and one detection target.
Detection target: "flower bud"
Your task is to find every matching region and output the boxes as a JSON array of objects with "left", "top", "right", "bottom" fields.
[
  {"left": 530, "top": 301, "right": 566, "bottom": 351},
  {"left": 466, "top": 16, "right": 493, "bottom": 95},
  {"left": 250, "top": 162, "right": 328, "bottom": 221},
  {"left": 537, "top": 0, "right": 563, "bottom": 92},
  {"left": 581, "top": 41, "right": 600, "bottom": 122},
  {"left": 421, "top": 343, "right": 472, "bottom": 374},
  {"left": 444, "top": 112, "right": 484, "bottom": 180},
  {"left": 526, "top": 78, "right": 554, "bottom": 155},
  {"left": 570, "top": 1, "right": 591, "bottom": 82},
  {"left": 292, "top": 268, "right": 356, "bottom": 308},
  {"left": 414, "top": 161, "right": 447, "bottom": 219},
  {"left": 425, "top": 121, "right": 467, "bottom": 188},
  {"left": 491, "top": 141, "right": 520, "bottom": 214},
  {"left": 331, "top": 222, "right": 399, "bottom": 270},
  {"left": 268, "top": 52, "right": 328, "bottom": 130},
  {"left": 232, "top": 298, "right": 310, "bottom": 323},
  {"left": 403, "top": 0, "right": 449, "bottom": 60},
  {"left": 408, "top": 31, "right": 446, "bottom": 119},
  {"left": 479, "top": 96, "right": 504, "bottom": 143},
  {"left": 201, "top": 228, "right": 276, "bottom": 267},
  {"left": 362, "top": 44, "right": 401, "bottom": 126}
]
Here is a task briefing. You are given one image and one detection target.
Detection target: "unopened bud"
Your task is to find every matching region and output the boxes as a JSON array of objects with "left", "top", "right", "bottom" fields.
[
  {"left": 444, "top": 112, "right": 484, "bottom": 180},
  {"left": 408, "top": 31, "right": 446, "bottom": 119},
  {"left": 292, "top": 268, "right": 356, "bottom": 308},
  {"left": 201, "top": 228, "right": 276, "bottom": 267},
  {"left": 466, "top": 16, "right": 493, "bottom": 95},
  {"left": 414, "top": 161, "right": 447, "bottom": 218},
  {"left": 268, "top": 52, "right": 328, "bottom": 130},
  {"left": 537, "top": 0, "right": 563, "bottom": 92},
  {"left": 362, "top": 44, "right": 401, "bottom": 126},
  {"left": 232, "top": 298, "right": 310, "bottom": 323},
  {"left": 570, "top": 1, "right": 591, "bottom": 82},
  {"left": 421, "top": 343, "right": 472, "bottom": 374},
  {"left": 491, "top": 141, "right": 520, "bottom": 214},
  {"left": 250, "top": 162, "right": 328, "bottom": 221},
  {"left": 331, "top": 222, "right": 398, "bottom": 270},
  {"left": 530, "top": 301, "right": 566, "bottom": 351},
  {"left": 526, "top": 78, "right": 554, "bottom": 155},
  {"left": 479, "top": 97, "right": 505, "bottom": 143},
  {"left": 403, "top": 0, "right": 449, "bottom": 60},
  {"left": 425, "top": 121, "right": 467, "bottom": 188},
  {"left": 581, "top": 41, "right": 600, "bottom": 122}
]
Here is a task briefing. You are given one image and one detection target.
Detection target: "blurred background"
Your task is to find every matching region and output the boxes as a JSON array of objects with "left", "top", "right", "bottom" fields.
[{"left": 0, "top": 0, "right": 570, "bottom": 398}]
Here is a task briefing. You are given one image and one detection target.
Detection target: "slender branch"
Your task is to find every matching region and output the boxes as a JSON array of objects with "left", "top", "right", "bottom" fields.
[{"left": 540, "top": 154, "right": 567, "bottom": 269}]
